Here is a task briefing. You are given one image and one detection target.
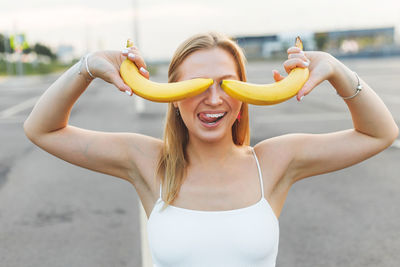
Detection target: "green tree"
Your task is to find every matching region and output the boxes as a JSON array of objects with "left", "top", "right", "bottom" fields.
[
  {"left": 33, "top": 43, "right": 57, "bottom": 60},
  {"left": 0, "top": 34, "right": 12, "bottom": 53},
  {"left": 0, "top": 34, "right": 4, "bottom": 52},
  {"left": 23, "top": 46, "right": 33, "bottom": 54}
]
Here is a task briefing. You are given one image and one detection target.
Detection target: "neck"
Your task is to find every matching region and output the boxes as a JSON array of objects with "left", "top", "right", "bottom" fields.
[{"left": 186, "top": 134, "right": 241, "bottom": 166}]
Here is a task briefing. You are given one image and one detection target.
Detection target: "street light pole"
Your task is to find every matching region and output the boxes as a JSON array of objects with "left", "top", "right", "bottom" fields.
[
  {"left": 133, "top": 0, "right": 139, "bottom": 49},
  {"left": 16, "top": 34, "right": 24, "bottom": 76},
  {"left": 3, "top": 34, "right": 13, "bottom": 75},
  {"left": 133, "top": 0, "right": 145, "bottom": 114}
]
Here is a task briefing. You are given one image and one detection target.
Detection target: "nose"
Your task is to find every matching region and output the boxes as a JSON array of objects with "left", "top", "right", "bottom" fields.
[{"left": 204, "top": 81, "right": 223, "bottom": 106}]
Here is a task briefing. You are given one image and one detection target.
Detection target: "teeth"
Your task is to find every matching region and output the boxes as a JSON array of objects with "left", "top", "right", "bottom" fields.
[{"left": 205, "top": 113, "right": 225, "bottom": 118}]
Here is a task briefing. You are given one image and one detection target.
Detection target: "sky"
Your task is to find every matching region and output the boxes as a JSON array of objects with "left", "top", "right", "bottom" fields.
[{"left": 1, "top": 0, "right": 400, "bottom": 61}]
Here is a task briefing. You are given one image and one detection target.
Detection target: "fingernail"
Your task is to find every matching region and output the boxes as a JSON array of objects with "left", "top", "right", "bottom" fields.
[
  {"left": 128, "top": 53, "right": 135, "bottom": 59},
  {"left": 122, "top": 49, "right": 129, "bottom": 54},
  {"left": 140, "top": 67, "right": 148, "bottom": 74},
  {"left": 300, "top": 95, "right": 304, "bottom": 101},
  {"left": 125, "top": 90, "right": 132, "bottom": 96},
  {"left": 303, "top": 61, "right": 309, "bottom": 67}
]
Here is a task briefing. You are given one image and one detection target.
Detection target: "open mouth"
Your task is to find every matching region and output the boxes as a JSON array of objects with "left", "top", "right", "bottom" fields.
[{"left": 197, "top": 112, "right": 227, "bottom": 126}]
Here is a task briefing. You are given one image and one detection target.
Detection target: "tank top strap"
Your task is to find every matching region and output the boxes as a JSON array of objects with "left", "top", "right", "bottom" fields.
[{"left": 251, "top": 146, "right": 265, "bottom": 198}]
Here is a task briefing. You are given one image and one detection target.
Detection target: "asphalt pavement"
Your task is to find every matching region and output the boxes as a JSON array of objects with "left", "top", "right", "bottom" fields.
[{"left": 0, "top": 57, "right": 399, "bottom": 267}]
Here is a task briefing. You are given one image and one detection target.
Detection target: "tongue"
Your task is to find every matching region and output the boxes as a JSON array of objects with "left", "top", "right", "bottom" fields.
[{"left": 198, "top": 113, "right": 220, "bottom": 123}]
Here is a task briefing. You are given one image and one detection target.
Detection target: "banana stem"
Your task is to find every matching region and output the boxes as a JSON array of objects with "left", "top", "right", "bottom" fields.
[
  {"left": 295, "top": 36, "right": 304, "bottom": 50},
  {"left": 126, "top": 39, "right": 134, "bottom": 48}
]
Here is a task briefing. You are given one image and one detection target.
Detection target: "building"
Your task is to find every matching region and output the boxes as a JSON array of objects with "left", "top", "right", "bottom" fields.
[
  {"left": 234, "top": 31, "right": 315, "bottom": 60},
  {"left": 315, "top": 26, "right": 397, "bottom": 57},
  {"left": 234, "top": 27, "right": 399, "bottom": 60}
]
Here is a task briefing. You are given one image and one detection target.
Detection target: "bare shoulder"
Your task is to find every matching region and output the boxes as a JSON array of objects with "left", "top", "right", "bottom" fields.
[
  {"left": 254, "top": 129, "right": 390, "bottom": 185},
  {"left": 126, "top": 133, "right": 163, "bottom": 161},
  {"left": 253, "top": 134, "right": 306, "bottom": 217},
  {"left": 253, "top": 133, "right": 301, "bottom": 185},
  {"left": 125, "top": 133, "right": 163, "bottom": 186},
  {"left": 124, "top": 133, "right": 164, "bottom": 211},
  {"left": 253, "top": 133, "right": 299, "bottom": 164}
]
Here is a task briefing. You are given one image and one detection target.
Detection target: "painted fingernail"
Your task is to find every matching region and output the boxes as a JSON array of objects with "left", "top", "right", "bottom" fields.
[
  {"left": 122, "top": 49, "right": 129, "bottom": 54},
  {"left": 125, "top": 90, "right": 132, "bottom": 96},
  {"left": 140, "top": 67, "right": 148, "bottom": 74},
  {"left": 300, "top": 95, "right": 304, "bottom": 101},
  {"left": 303, "top": 61, "right": 309, "bottom": 66},
  {"left": 128, "top": 53, "right": 135, "bottom": 59}
]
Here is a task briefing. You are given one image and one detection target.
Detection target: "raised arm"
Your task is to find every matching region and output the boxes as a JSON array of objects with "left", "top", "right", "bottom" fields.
[
  {"left": 257, "top": 48, "right": 399, "bottom": 184},
  {"left": 23, "top": 48, "right": 161, "bottom": 185}
]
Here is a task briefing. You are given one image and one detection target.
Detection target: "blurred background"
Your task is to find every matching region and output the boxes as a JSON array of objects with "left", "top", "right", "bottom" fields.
[
  {"left": 1, "top": 1, "right": 399, "bottom": 267},
  {"left": 1, "top": 0, "right": 400, "bottom": 74}
]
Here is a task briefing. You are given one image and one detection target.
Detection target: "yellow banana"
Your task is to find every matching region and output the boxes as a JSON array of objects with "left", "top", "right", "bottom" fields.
[
  {"left": 221, "top": 36, "right": 310, "bottom": 105},
  {"left": 120, "top": 39, "right": 213, "bottom": 103}
]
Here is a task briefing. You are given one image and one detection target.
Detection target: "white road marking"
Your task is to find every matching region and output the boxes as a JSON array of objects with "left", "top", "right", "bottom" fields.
[
  {"left": 0, "top": 116, "right": 26, "bottom": 124},
  {"left": 139, "top": 202, "right": 153, "bottom": 267},
  {"left": 380, "top": 94, "right": 400, "bottom": 104},
  {"left": 0, "top": 76, "right": 8, "bottom": 83},
  {"left": 0, "top": 96, "right": 40, "bottom": 118},
  {"left": 391, "top": 139, "right": 400, "bottom": 149}
]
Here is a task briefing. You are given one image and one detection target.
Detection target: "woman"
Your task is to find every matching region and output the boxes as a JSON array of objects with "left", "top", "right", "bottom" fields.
[{"left": 24, "top": 32, "right": 398, "bottom": 266}]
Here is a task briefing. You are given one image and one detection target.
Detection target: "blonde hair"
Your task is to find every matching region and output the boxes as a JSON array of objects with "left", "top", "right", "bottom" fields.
[{"left": 155, "top": 32, "right": 250, "bottom": 210}]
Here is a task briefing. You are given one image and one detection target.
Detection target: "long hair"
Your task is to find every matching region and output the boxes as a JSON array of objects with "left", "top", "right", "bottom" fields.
[{"left": 155, "top": 32, "right": 250, "bottom": 210}]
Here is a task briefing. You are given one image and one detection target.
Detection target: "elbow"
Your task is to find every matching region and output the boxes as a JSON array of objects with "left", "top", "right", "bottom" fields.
[
  {"left": 391, "top": 126, "right": 399, "bottom": 145},
  {"left": 390, "top": 122, "right": 399, "bottom": 142},
  {"left": 383, "top": 123, "right": 399, "bottom": 148},
  {"left": 23, "top": 119, "right": 33, "bottom": 141},
  {"left": 23, "top": 119, "right": 38, "bottom": 143}
]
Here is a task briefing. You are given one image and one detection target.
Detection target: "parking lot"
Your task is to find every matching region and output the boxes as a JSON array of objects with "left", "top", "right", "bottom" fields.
[{"left": 0, "top": 57, "right": 399, "bottom": 267}]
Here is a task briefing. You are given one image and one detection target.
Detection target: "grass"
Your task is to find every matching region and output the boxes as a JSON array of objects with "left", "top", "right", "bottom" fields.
[
  {"left": 0, "top": 59, "right": 71, "bottom": 76},
  {"left": 0, "top": 59, "right": 159, "bottom": 77}
]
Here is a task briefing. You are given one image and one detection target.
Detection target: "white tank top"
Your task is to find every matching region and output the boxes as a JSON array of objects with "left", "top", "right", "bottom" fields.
[{"left": 147, "top": 147, "right": 279, "bottom": 267}]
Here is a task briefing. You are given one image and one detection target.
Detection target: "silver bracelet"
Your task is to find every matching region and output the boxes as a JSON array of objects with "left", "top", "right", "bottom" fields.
[
  {"left": 337, "top": 72, "right": 363, "bottom": 100},
  {"left": 78, "top": 53, "right": 95, "bottom": 81}
]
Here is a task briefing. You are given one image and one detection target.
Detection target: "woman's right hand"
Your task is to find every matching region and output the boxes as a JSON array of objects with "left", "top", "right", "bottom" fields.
[{"left": 86, "top": 45, "right": 150, "bottom": 95}]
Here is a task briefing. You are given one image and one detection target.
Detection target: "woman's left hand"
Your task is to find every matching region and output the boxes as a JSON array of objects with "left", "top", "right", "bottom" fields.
[{"left": 272, "top": 47, "right": 337, "bottom": 101}]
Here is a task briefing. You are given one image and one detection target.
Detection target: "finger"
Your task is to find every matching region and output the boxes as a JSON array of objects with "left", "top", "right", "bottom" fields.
[
  {"left": 296, "top": 75, "right": 324, "bottom": 101},
  {"left": 120, "top": 46, "right": 149, "bottom": 79},
  {"left": 288, "top": 54, "right": 310, "bottom": 69},
  {"left": 126, "top": 52, "right": 150, "bottom": 79},
  {"left": 284, "top": 58, "right": 309, "bottom": 74},
  {"left": 272, "top": 70, "right": 285, "bottom": 82},
  {"left": 287, "top": 47, "right": 303, "bottom": 54},
  {"left": 109, "top": 73, "right": 133, "bottom": 95},
  {"left": 288, "top": 53, "right": 308, "bottom": 62},
  {"left": 121, "top": 46, "right": 138, "bottom": 56}
]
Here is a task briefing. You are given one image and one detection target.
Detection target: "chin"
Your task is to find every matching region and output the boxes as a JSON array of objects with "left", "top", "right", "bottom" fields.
[{"left": 190, "top": 127, "right": 233, "bottom": 144}]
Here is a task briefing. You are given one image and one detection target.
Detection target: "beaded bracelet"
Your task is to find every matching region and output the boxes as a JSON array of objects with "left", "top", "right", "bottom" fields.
[{"left": 337, "top": 72, "right": 363, "bottom": 100}]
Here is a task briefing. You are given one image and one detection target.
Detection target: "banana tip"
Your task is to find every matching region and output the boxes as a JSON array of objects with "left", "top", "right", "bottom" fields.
[
  {"left": 126, "top": 39, "right": 134, "bottom": 48},
  {"left": 295, "top": 36, "right": 303, "bottom": 50}
]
